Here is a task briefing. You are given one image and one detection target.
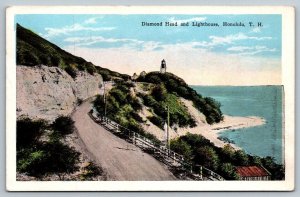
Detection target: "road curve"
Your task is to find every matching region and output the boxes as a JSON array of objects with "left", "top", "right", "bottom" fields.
[{"left": 72, "top": 99, "right": 176, "bottom": 181}]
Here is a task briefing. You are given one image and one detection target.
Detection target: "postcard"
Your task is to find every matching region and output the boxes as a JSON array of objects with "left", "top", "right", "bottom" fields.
[{"left": 6, "top": 6, "right": 295, "bottom": 191}]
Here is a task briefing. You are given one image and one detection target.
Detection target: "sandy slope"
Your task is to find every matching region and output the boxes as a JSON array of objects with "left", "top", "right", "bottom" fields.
[
  {"left": 72, "top": 99, "right": 176, "bottom": 181},
  {"left": 137, "top": 96, "right": 265, "bottom": 150},
  {"left": 133, "top": 83, "right": 265, "bottom": 150},
  {"left": 175, "top": 98, "right": 266, "bottom": 149}
]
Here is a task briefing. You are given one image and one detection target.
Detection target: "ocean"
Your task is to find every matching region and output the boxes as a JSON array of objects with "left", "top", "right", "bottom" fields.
[{"left": 191, "top": 86, "right": 283, "bottom": 164}]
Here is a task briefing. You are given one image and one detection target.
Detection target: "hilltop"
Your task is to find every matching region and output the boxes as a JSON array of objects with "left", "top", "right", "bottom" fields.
[{"left": 16, "top": 23, "right": 129, "bottom": 81}]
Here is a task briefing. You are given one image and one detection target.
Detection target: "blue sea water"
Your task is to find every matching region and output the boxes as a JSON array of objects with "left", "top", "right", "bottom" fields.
[{"left": 191, "top": 86, "right": 283, "bottom": 164}]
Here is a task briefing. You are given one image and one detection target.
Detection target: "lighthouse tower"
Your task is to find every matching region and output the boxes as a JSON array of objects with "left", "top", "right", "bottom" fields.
[{"left": 160, "top": 59, "right": 166, "bottom": 73}]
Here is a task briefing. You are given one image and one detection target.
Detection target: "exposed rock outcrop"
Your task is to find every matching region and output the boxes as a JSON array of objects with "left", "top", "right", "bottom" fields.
[{"left": 17, "top": 65, "right": 103, "bottom": 121}]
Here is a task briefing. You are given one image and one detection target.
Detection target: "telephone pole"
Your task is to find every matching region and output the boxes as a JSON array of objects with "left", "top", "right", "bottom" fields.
[
  {"left": 103, "top": 82, "right": 107, "bottom": 118},
  {"left": 167, "top": 105, "right": 170, "bottom": 149}
]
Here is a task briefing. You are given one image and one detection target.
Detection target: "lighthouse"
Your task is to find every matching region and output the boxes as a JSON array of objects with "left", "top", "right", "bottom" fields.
[{"left": 160, "top": 59, "right": 166, "bottom": 73}]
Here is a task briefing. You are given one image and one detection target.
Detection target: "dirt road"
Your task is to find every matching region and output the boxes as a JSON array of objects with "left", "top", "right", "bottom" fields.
[{"left": 72, "top": 99, "right": 176, "bottom": 180}]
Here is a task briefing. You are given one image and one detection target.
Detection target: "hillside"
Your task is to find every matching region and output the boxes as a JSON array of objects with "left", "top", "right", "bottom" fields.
[
  {"left": 93, "top": 72, "right": 223, "bottom": 145},
  {"left": 16, "top": 23, "right": 129, "bottom": 81},
  {"left": 137, "top": 72, "right": 223, "bottom": 124}
]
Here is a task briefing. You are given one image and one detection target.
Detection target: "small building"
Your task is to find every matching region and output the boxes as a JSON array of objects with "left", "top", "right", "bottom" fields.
[
  {"left": 160, "top": 59, "right": 166, "bottom": 73},
  {"left": 236, "top": 166, "right": 271, "bottom": 181}
]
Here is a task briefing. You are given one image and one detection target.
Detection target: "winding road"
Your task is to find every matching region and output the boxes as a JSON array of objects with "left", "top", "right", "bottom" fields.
[{"left": 72, "top": 99, "right": 176, "bottom": 180}]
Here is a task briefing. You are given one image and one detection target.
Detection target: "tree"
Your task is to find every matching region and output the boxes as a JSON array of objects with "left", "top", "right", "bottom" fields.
[
  {"left": 170, "top": 139, "right": 193, "bottom": 160},
  {"left": 219, "top": 163, "right": 239, "bottom": 180},
  {"left": 195, "top": 146, "right": 219, "bottom": 171},
  {"left": 233, "top": 150, "right": 249, "bottom": 166},
  {"left": 220, "top": 144, "right": 235, "bottom": 162}
]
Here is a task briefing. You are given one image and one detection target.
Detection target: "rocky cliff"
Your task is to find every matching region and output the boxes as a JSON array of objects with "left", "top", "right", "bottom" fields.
[{"left": 17, "top": 65, "right": 103, "bottom": 121}]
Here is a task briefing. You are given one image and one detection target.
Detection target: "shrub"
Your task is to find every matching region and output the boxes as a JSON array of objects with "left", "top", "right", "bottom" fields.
[
  {"left": 23, "top": 50, "right": 40, "bottom": 66},
  {"left": 129, "top": 97, "right": 142, "bottom": 111},
  {"left": 142, "top": 94, "right": 157, "bottom": 107},
  {"left": 195, "top": 146, "right": 219, "bottom": 171},
  {"left": 85, "top": 62, "right": 96, "bottom": 75},
  {"left": 17, "top": 117, "right": 47, "bottom": 149},
  {"left": 109, "top": 89, "right": 127, "bottom": 105},
  {"left": 77, "top": 64, "right": 85, "bottom": 71},
  {"left": 51, "top": 55, "right": 61, "bottom": 67},
  {"left": 147, "top": 116, "right": 164, "bottom": 129},
  {"left": 65, "top": 65, "right": 77, "bottom": 78},
  {"left": 51, "top": 116, "right": 75, "bottom": 136},
  {"left": 233, "top": 150, "right": 249, "bottom": 166},
  {"left": 43, "top": 140, "right": 80, "bottom": 178},
  {"left": 17, "top": 148, "right": 47, "bottom": 176},
  {"left": 81, "top": 162, "right": 102, "bottom": 180},
  {"left": 170, "top": 139, "right": 193, "bottom": 160},
  {"left": 93, "top": 95, "right": 105, "bottom": 114},
  {"left": 17, "top": 139, "right": 80, "bottom": 178},
  {"left": 131, "top": 112, "right": 144, "bottom": 123},
  {"left": 151, "top": 84, "right": 167, "bottom": 101},
  {"left": 219, "top": 144, "right": 235, "bottom": 162},
  {"left": 219, "top": 163, "right": 239, "bottom": 180}
]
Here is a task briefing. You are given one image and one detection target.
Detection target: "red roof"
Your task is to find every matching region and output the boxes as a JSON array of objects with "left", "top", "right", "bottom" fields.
[{"left": 236, "top": 166, "right": 270, "bottom": 177}]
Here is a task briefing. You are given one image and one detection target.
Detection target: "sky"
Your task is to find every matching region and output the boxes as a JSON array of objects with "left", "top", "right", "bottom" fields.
[{"left": 15, "top": 14, "right": 282, "bottom": 85}]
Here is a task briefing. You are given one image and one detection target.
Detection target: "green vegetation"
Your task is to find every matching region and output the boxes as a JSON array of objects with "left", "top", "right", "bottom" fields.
[
  {"left": 138, "top": 84, "right": 196, "bottom": 129},
  {"left": 137, "top": 72, "right": 223, "bottom": 124},
  {"left": 170, "top": 133, "right": 285, "bottom": 180},
  {"left": 93, "top": 78, "right": 199, "bottom": 146},
  {"left": 16, "top": 23, "right": 129, "bottom": 80},
  {"left": 93, "top": 81, "right": 160, "bottom": 145},
  {"left": 16, "top": 116, "right": 101, "bottom": 180},
  {"left": 80, "top": 162, "right": 103, "bottom": 180},
  {"left": 51, "top": 116, "right": 75, "bottom": 137}
]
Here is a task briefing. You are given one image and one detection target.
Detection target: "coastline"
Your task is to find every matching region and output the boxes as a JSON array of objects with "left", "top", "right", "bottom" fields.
[
  {"left": 140, "top": 97, "right": 266, "bottom": 151},
  {"left": 174, "top": 99, "right": 266, "bottom": 150}
]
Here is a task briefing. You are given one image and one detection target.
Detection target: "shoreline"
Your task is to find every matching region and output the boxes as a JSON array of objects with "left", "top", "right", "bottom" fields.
[
  {"left": 174, "top": 99, "right": 266, "bottom": 150},
  {"left": 139, "top": 97, "right": 266, "bottom": 151}
]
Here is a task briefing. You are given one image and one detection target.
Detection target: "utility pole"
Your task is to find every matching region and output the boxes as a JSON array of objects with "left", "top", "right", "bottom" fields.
[
  {"left": 103, "top": 82, "right": 107, "bottom": 119},
  {"left": 167, "top": 105, "right": 170, "bottom": 149}
]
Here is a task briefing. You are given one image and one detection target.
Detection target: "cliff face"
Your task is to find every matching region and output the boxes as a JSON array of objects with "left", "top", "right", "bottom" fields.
[{"left": 17, "top": 65, "right": 103, "bottom": 121}]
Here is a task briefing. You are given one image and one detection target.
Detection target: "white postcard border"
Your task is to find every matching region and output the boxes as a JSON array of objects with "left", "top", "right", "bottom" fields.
[{"left": 6, "top": 6, "right": 295, "bottom": 191}]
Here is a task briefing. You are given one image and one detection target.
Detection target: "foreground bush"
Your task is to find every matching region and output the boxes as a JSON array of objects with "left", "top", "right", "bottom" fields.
[
  {"left": 17, "top": 117, "right": 82, "bottom": 179},
  {"left": 17, "top": 140, "right": 80, "bottom": 178},
  {"left": 51, "top": 116, "right": 75, "bottom": 136},
  {"left": 17, "top": 117, "right": 47, "bottom": 149}
]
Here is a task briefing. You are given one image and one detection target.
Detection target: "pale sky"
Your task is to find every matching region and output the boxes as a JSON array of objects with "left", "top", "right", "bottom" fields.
[{"left": 16, "top": 14, "right": 282, "bottom": 85}]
